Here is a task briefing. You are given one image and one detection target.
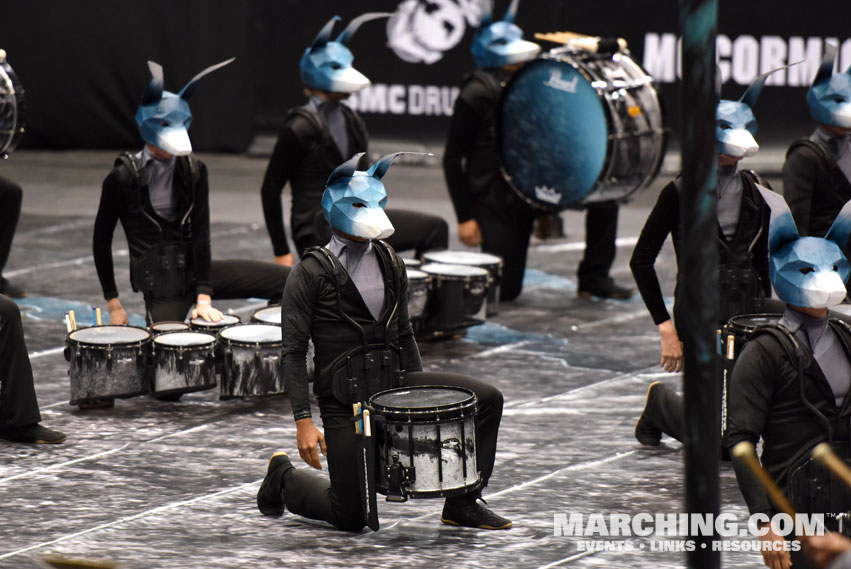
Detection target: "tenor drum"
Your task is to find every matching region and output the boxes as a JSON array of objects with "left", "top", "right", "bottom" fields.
[
  {"left": 150, "top": 321, "right": 190, "bottom": 335},
  {"left": 66, "top": 326, "right": 151, "bottom": 406},
  {"left": 0, "top": 53, "right": 26, "bottom": 157},
  {"left": 402, "top": 258, "right": 422, "bottom": 269},
  {"left": 369, "top": 386, "right": 480, "bottom": 499},
  {"left": 420, "top": 263, "right": 488, "bottom": 336},
  {"left": 218, "top": 324, "right": 285, "bottom": 399},
  {"left": 422, "top": 250, "right": 503, "bottom": 316},
  {"left": 189, "top": 314, "right": 240, "bottom": 333},
  {"left": 251, "top": 305, "right": 281, "bottom": 325},
  {"left": 151, "top": 331, "right": 218, "bottom": 396},
  {"left": 498, "top": 48, "right": 666, "bottom": 210}
]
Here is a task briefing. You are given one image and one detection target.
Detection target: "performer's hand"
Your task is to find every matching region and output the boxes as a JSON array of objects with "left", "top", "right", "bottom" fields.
[
  {"left": 191, "top": 296, "right": 223, "bottom": 322},
  {"left": 458, "top": 219, "right": 482, "bottom": 247},
  {"left": 296, "top": 417, "right": 327, "bottom": 470},
  {"left": 274, "top": 254, "right": 294, "bottom": 267},
  {"left": 758, "top": 526, "right": 792, "bottom": 569},
  {"left": 107, "top": 298, "right": 128, "bottom": 325},
  {"left": 805, "top": 533, "right": 851, "bottom": 569},
  {"left": 658, "top": 320, "right": 683, "bottom": 373}
]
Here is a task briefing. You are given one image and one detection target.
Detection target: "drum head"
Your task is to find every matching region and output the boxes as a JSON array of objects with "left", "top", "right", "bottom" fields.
[
  {"left": 154, "top": 331, "right": 216, "bottom": 347},
  {"left": 252, "top": 306, "right": 282, "bottom": 325},
  {"left": 191, "top": 314, "right": 240, "bottom": 328},
  {"left": 402, "top": 258, "right": 422, "bottom": 268},
  {"left": 423, "top": 250, "right": 501, "bottom": 268},
  {"left": 69, "top": 325, "right": 150, "bottom": 344},
  {"left": 406, "top": 268, "right": 428, "bottom": 281},
  {"left": 219, "top": 324, "right": 281, "bottom": 344},
  {"left": 420, "top": 263, "right": 488, "bottom": 278},
  {"left": 152, "top": 321, "right": 190, "bottom": 332},
  {"left": 370, "top": 386, "right": 474, "bottom": 411},
  {"left": 498, "top": 56, "right": 608, "bottom": 209}
]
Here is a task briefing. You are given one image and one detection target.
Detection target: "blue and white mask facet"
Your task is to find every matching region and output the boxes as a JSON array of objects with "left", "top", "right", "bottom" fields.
[
  {"left": 300, "top": 13, "right": 390, "bottom": 94},
  {"left": 756, "top": 185, "right": 851, "bottom": 308},
  {"left": 135, "top": 58, "right": 234, "bottom": 156},
  {"left": 808, "top": 43, "right": 851, "bottom": 128},
  {"left": 471, "top": 0, "right": 540, "bottom": 69}
]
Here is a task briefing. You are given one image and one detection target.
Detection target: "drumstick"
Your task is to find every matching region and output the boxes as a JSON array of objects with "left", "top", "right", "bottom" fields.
[
  {"left": 91, "top": 306, "right": 97, "bottom": 326},
  {"left": 812, "top": 442, "right": 851, "bottom": 488},
  {"left": 363, "top": 410, "right": 372, "bottom": 437},
  {"left": 534, "top": 31, "right": 628, "bottom": 52},
  {"left": 726, "top": 334, "right": 735, "bottom": 360},
  {"left": 96, "top": 307, "right": 102, "bottom": 326},
  {"left": 353, "top": 403, "right": 362, "bottom": 435},
  {"left": 64, "top": 312, "right": 71, "bottom": 333},
  {"left": 731, "top": 442, "right": 799, "bottom": 519},
  {"left": 68, "top": 310, "right": 77, "bottom": 331}
]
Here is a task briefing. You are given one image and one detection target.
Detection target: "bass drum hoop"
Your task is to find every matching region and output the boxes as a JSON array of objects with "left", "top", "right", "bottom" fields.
[{"left": 0, "top": 61, "right": 25, "bottom": 157}]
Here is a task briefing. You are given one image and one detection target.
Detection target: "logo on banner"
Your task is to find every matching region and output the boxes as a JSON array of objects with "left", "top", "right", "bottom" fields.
[
  {"left": 387, "top": 0, "right": 484, "bottom": 64},
  {"left": 544, "top": 70, "right": 579, "bottom": 93}
]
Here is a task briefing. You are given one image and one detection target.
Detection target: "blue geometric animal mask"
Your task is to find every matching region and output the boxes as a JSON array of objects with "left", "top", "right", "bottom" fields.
[
  {"left": 756, "top": 185, "right": 851, "bottom": 308},
  {"left": 135, "top": 58, "right": 234, "bottom": 156},
  {"left": 471, "top": 0, "right": 540, "bottom": 69},
  {"left": 808, "top": 43, "right": 851, "bottom": 128},
  {"left": 716, "top": 65, "right": 790, "bottom": 158},
  {"left": 300, "top": 13, "right": 390, "bottom": 94},
  {"left": 321, "top": 153, "right": 402, "bottom": 240}
]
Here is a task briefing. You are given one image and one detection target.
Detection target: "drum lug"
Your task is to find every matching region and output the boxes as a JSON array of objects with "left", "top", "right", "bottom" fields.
[
  {"left": 385, "top": 454, "right": 415, "bottom": 503},
  {"left": 106, "top": 345, "right": 113, "bottom": 373},
  {"left": 177, "top": 349, "right": 185, "bottom": 375}
]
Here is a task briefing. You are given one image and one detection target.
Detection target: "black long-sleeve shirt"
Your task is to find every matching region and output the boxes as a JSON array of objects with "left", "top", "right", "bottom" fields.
[{"left": 92, "top": 154, "right": 212, "bottom": 300}]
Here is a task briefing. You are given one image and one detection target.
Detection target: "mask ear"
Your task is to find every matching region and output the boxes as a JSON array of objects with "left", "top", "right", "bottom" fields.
[
  {"left": 755, "top": 184, "right": 801, "bottom": 253},
  {"left": 140, "top": 61, "right": 164, "bottom": 106},
  {"left": 178, "top": 57, "right": 235, "bottom": 100},
  {"left": 327, "top": 152, "right": 365, "bottom": 186},
  {"left": 311, "top": 16, "right": 341, "bottom": 49},
  {"left": 813, "top": 42, "right": 838, "bottom": 85},
  {"left": 366, "top": 152, "right": 433, "bottom": 179},
  {"left": 502, "top": 0, "right": 520, "bottom": 23},
  {"left": 740, "top": 63, "right": 801, "bottom": 109},
  {"left": 825, "top": 198, "right": 851, "bottom": 251},
  {"left": 336, "top": 12, "right": 392, "bottom": 45}
]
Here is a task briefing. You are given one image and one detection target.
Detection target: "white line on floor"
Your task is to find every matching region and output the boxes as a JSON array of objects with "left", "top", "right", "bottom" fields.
[
  {"left": 536, "top": 550, "right": 598, "bottom": 569},
  {"left": 18, "top": 220, "right": 93, "bottom": 237},
  {"left": 29, "top": 346, "right": 65, "bottom": 359},
  {"left": 469, "top": 340, "right": 530, "bottom": 359},
  {"left": 532, "top": 236, "right": 638, "bottom": 254},
  {"left": 569, "top": 308, "right": 648, "bottom": 330},
  {"left": 0, "top": 480, "right": 258, "bottom": 561}
]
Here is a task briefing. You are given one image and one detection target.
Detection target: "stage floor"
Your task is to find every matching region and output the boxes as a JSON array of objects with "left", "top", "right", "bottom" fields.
[{"left": 0, "top": 151, "right": 778, "bottom": 568}]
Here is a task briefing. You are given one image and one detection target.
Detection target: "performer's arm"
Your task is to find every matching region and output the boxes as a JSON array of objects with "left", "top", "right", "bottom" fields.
[
  {"left": 260, "top": 126, "right": 305, "bottom": 263},
  {"left": 93, "top": 172, "right": 128, "bottom": 324},
  {"left": 782, "top": 146, "right": 820, "bottom": 235},
  {"left": 726, "top": 340, "right": 776, "bottom": 518},
  {"left": 189, "top": 161, "right": 213, "bottom": 299},
  {"left": 442, "top": 96, "right": 480, "bottom": 225}
]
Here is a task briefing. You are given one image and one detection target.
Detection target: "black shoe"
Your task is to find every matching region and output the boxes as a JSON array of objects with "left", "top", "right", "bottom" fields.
[
  {"left": 0, "top": 278, "right": 25, "bottom": 298},
  {"left": 578, "top": 280, "right": 635, "bottom": 300},
  {"left": 257, "top": 452, "right": 294, "bottom": 517},
  {"left": 0, "top": 423, "right": 66, "bottom": 444},
  {"left": 77, "top": 398, "right": 115, "bottom": 410},
  {"left": 441, "top": 495, "right": 512, "bottom": 530},
  {"left": 635, "top": 382, "right": 663, "bottom": 446}
]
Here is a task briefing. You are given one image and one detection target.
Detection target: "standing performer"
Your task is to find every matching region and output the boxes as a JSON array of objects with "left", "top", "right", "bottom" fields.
[
  {"left": 442, "top": 0, "right": 634, "bottom": 302},
  {"left": 257, "top": 153, "right": 510, "bottom": 531},
  {"left": 0, "top": 177, "right": 24, "bottom": 298},
  {"left": 784, "top": 43, "right": 851, "bottom": 260},
  {"left": 93, "top": 59, "right": 289, "bottom": 325},
  {"left": 727, "top": 188, "right": 851, "bottom": 569},
  {"left": 0, "top": 294, "right": 65, "bottom": 444},
  {"left": 260, "top": 14, "right": 448, "bottom": 266},
  {"left": 631, "top": 70, "right": 777, "bottom": 445}
]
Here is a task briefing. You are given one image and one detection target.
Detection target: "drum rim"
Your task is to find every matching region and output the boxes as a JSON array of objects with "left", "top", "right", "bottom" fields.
[
  {"left": 217, "top": 323, "right": 282, "bottom": 345},
  {"left": 725, "top": 312, "right": 783, "bottom": 330},
  {"left": 419, "top": 262, "right": 489, "bottom": 278},
  {"left": 422, "top": 250, "right": 503, "bottom": 266},
  {"left": 151, "top": 320, "right": 190, "bottom": 331},
  {"left": 153, "top": 330, "right": 217, "bottom": 347},
  {"left": 190, "top": 314, "right": 241, "bottom": 326},
  {"left": 67, "top": 324, "right": 151, "bottom": 345},
  {"left": 369, "top": 385, "right": 476, "bottom": 414}
]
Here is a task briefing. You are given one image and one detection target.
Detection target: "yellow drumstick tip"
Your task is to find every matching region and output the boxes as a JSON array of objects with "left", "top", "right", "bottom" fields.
[
  {"left": 811, "top": 442, "right": 832, "bottom": 461},
  {"left": 731, "top": 440, "right": 756, "bottom": 459}
]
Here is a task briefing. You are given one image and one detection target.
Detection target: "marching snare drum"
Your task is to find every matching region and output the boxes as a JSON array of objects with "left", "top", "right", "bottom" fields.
[
  {"left": 0, "top": 52, "right": 26, "bottom": 157},
  {"left": 66, "top": 326, "right": 151, "bottom": 406},
  {"left": 189, "top": 314, "right": 240, "bottom": 333},
  {"left": 150, "top": 321, "right": 190, "bottom": 335},
  {"left": 151, "top": 330, "right": 218, "bottom": 397},
  {"left": 250, "top": 305, "right": 281, "bottom": 326},
  {"left": 498, "top": 48, "right": 665, "bottom": 210},
  {"left": 406, "top": 268, "right": 429, "bottom": 336},
  {"left": 370, "top": 385, "right": 480, "bottom": 500},
  {"left": 419, "top": 263, "right": 488, "bottom": 336},
  {"left": 218, "top": 324, "right": 285, "bottom": 399},
  {"left": 721, "top": 313, "right": 782, "bottom": 362},
  {"left": 422, "top": 250, "right": 503, "bottom": 316}
]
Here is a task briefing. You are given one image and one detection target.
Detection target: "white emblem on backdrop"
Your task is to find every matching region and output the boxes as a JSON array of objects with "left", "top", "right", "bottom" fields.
[{"left": 387, "top": 0, "right": 484, "bottom": 64}]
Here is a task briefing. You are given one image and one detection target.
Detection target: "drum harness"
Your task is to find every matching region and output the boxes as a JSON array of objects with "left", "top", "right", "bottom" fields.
[
  {"left": 114, "top": 152, "right": 200, "bottom": 304},
  {"left": 747, "top": 320, "right": 851, "bottom": 530}
]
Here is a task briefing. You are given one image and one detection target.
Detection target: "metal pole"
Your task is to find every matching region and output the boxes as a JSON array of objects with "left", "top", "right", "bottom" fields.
[{"left": 678, "top": 0, "right": 720, "bottom": 567}]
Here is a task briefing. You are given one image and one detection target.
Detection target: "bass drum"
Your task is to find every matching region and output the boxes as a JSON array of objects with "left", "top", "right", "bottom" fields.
[
  {"left": 0, "top": 52, "right": 25, "bottom": 157},
  {"left": 498, "top": 48, "right": 666, "bottom": 210}
]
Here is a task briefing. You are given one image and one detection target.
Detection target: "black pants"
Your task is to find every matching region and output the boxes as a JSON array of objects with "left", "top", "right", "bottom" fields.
[
  {"left": 477, "top": 197, "right": 536, "bottom": 302},
  {"left": 0, "top": 176, "right": 22, "bottom": 279},
  {"left": 297, "top": 209, "right": 449, "bottom": 258},
  {"left": 0, "top": 295, "right": 41, "bottom": 428},
  {"left": 576, "top": 201, "right": 619, "bottom": 290},
  {"left": 146, "top": 260, "right": 290, "bottom": 323},
  {"left": 282, "top": 371, "right": 504, "bottom": 532}
]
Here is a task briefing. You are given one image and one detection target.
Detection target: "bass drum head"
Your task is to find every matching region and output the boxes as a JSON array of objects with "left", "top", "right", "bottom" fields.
[{"left": 498, "top": 56, "right": 608, "bottom": 210}]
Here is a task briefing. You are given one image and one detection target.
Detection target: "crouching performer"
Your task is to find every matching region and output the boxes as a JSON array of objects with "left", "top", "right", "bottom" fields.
[{"left": 257, "top": 153, "right": 510, "bottom": 531}]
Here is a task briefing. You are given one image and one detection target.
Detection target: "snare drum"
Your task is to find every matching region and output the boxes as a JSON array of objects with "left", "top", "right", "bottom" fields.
[
  {"left": 190, "top": 314, "right": 240, "bottom": 333},
  {"left": 150, "top": 321, "right": 190, "bottom": 335},
  {"left": 422, "top": 250, "right": 503, "bottom": 316},
  {"left": 66, "top": 326, "right": 151, "bottom": 406},
  {"left": 721, "top": 313, "right": 782, "bottom": 362},
  {"left": 498, "top": 48, "right": 665, "bottom": 209},
  {"left": 251, "top": 305, "right": 281, "bottom": 325},
  {"left": 420, "top": 263, "right": 488, "bottom": 336},
  {"left": 402, "top": 258, "right": 422, "bottom": 270},
  {"left": 218, "top": 324, "right": 285, "bottom": 399},
  {"left": 151, "top": 331, "right": 218, "bottom": 397},
  {"left": 370, "top": 385, "right": 480, "bottom": 500},
  {"left": 406, "top": 268, "right": 429, "bottom": 336}
]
